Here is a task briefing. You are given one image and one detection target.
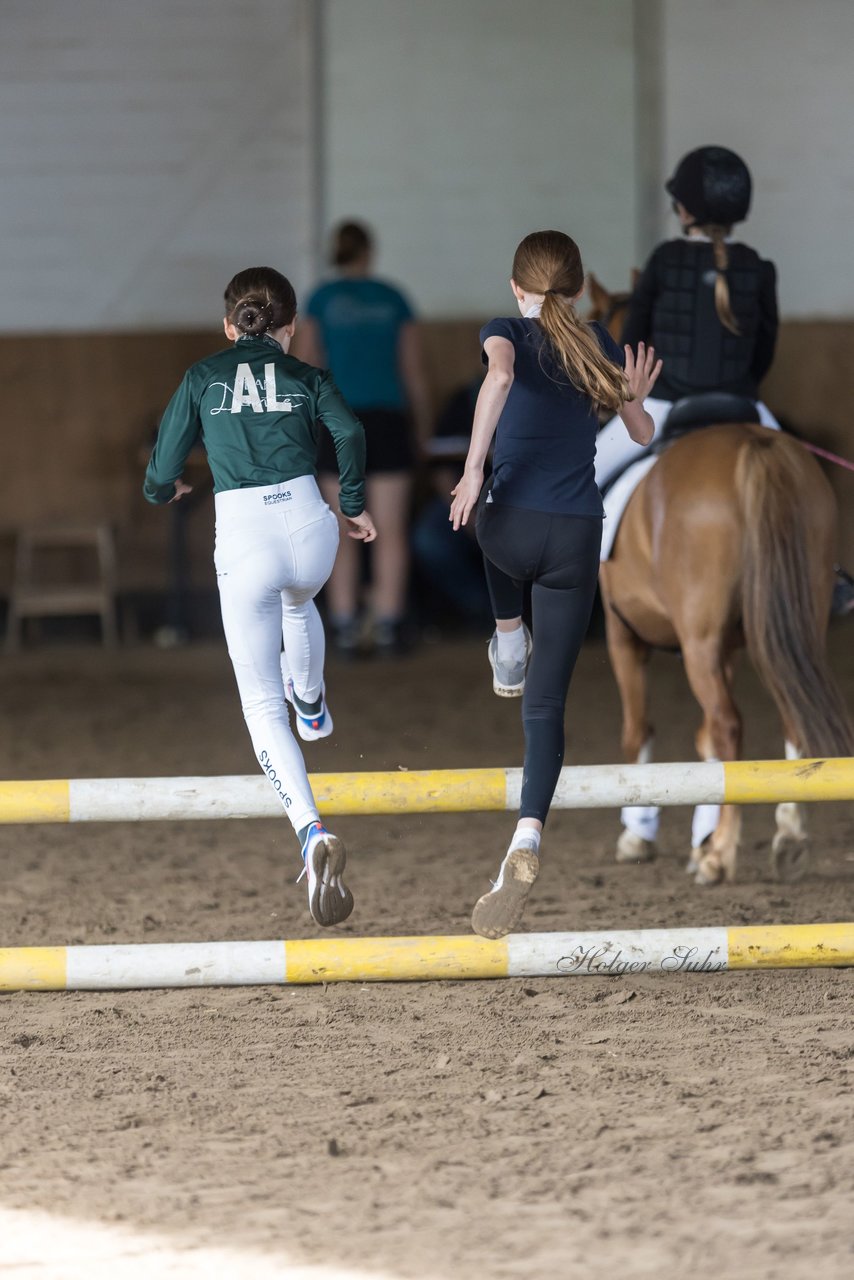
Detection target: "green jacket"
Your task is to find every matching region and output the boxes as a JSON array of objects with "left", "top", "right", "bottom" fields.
[{"left": 144, "top": 334, "right": 366, "bottom": 516}]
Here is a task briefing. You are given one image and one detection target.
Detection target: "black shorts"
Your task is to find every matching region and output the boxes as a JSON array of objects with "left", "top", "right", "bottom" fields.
[{"left": 318, "top": 408, "right": 414, "bottom": 476}]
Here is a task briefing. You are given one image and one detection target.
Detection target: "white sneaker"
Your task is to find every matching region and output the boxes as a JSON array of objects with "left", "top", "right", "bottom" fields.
[
  {"left": 300, "top": 823, "right": 353, "bottom": 927},
  {"left": 487, "top": 624, "right": 532, "bottom": 697},
  {"left": 285, "top": 677, "right": 333, "bottom": 741},
  {"left": 471, "top": 845, "right": 539, "bottom": 939}
]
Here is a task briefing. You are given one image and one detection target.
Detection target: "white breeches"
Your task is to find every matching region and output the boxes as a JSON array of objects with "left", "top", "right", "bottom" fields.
[
  {"left": 594, "top": 397, "right": 781, "bottom": 491},
  {"left": 214, "top": 477, "right": 339, "bottom": 832}
]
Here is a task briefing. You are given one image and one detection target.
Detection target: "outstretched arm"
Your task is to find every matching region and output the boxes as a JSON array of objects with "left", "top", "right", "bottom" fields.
[
  {"left": 449, "top": 335, "right": 514, "bottom": 530},
  {"left": 143, "top": 373, "right": 202, "bottom": 504}
]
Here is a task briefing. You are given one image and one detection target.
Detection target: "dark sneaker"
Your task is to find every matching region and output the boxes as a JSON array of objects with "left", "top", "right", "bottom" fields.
[
  {"left": 471, "top": 846, "right": 539, "bottom": 939},
  {"left": 487, "top": 623, "right": 532, "bottom": 697},
  {"left": 300, "top": 823, "right": 353, "bottom": 927}
]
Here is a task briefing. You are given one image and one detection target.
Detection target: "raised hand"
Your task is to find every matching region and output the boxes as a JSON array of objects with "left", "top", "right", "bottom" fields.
[{"left": 624, "top": 341, "right": 663, "bottom": 403}]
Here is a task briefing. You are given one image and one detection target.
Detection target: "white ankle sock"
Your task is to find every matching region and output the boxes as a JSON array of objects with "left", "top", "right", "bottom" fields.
[
  {"left": 496, "top": 625, "right": 526, "bottom": 664},
  {"left": 510, "top": 825, "right": 541, "bottom": 855}
]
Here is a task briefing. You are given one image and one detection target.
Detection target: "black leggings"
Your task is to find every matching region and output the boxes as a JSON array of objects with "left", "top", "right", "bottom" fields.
[{"left": 476, "top": 499, "right": 602, "bottom": 825}]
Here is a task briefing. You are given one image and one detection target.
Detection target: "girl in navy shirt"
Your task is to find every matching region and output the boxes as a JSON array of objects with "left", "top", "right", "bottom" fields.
[{"left": 450, "top": 230, "right": 661, "bottom": 938}]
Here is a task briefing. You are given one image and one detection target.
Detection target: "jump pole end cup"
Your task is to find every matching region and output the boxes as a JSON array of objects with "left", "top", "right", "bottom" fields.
[{"left": 2, "top": 925, "right": 853, "bottom": 991}]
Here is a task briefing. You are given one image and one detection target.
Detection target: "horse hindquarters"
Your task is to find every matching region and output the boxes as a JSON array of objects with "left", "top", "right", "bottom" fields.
[
  {"left": 736, "top": 429, "right": 854, "bottom": 759},
  {"left": 736, "top": 430, "right": 853, "bottom": 881}
]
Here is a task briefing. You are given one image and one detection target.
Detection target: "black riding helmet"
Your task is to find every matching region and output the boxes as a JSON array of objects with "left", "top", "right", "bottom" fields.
[{"left": 666, "top": 146, "right": 752, "bottom": 226}]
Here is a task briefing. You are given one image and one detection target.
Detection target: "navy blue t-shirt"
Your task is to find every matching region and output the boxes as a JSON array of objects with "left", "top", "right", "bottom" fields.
[{"left": 480, "top": 316, "right": 625, "bottom": 517}]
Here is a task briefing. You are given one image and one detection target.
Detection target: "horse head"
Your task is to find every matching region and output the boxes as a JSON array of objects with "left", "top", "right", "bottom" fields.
[{"left": 584, "top": 272, "right": 638, "bottom": 341}]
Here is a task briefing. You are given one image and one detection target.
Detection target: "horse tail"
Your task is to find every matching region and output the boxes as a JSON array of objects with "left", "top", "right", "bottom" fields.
[{"left": 735, "top": 430, "right": 854, "bottom": 756}]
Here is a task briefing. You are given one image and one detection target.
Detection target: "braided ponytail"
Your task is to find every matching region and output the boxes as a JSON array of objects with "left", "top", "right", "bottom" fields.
[{"left": 702, "top": 225, "right": 740, "bottom": 334}]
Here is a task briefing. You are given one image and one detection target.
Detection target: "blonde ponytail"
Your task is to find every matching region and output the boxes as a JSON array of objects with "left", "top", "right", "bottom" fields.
[
  {"left": 703, "top": 225, "right": 740, "bottom": 334},
  {"left": 511, "top": 230, "right": 630, "bottom": 414},
  {"left": 539, "top": 293, "right": 629, "bottom": 414}
]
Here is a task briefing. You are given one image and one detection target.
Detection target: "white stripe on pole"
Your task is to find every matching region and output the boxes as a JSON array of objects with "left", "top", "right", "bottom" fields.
[
  {"left": 69, "top": 776, "right": 279, "bottom": 822},
  {"left": 65, "top": 940, "right": 285, "bottom": 989},
  {"left": 506, "top": 928, "right": 728, "bottom": 977},
  {"left": 543, "top": 762, "right": 725, "bottom": 810}
]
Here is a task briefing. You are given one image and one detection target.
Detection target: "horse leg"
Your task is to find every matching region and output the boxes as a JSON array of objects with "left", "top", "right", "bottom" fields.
[
  {"left": 680, "top": 642, "right": 743, "bottom": 885},
  {"left": 685, "top": 660, "right": 736, "bottom": 874},
  {"left": 771, "top": 738, "right": 810, "bottom": 882},
  {"left": 604, "top": 606, "right": 657, "bottom": 863}
]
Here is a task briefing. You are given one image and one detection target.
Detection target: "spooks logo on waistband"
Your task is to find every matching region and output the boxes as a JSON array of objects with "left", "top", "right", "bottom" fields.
[{"left": 209, "top": 364, "right": 310, "bottom": 416}]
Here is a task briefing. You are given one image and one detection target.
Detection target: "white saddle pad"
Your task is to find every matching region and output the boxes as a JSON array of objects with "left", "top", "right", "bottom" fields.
[{"left": 600, "top": 455, "right": 658, "bottom": 561}]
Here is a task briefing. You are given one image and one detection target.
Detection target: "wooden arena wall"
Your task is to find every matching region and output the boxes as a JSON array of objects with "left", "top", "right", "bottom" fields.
[{"left": 1, "top": 320, "right": 852, "bottom": 606}]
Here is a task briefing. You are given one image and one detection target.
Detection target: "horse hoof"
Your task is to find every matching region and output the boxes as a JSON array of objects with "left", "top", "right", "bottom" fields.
[
  {"left": 771, "top": 832, "right": 810, "bottom": 883},
  {"left": 615, "top": 831, "right": 656, "bottom": 864},
  {"left": 693, "top": 858, "right": 724, "bottom": 887},
  {"left": 685, "top": 851, "right": 701, "bottom": 875}
]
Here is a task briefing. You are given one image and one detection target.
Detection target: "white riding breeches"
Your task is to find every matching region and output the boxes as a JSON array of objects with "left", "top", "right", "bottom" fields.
[
  {"left": 214, "top": 476, "right": 339, "bottom": 833},
  {"left": 594, "top": 398, "right": 781, "bottom": 492}
]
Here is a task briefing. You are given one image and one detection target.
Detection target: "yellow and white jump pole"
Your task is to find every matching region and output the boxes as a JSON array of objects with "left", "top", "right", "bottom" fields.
[
  {"left": 1, "top": 758, "right": 852, "bottom": 824},
  {"left": 2, "top": 924, "right": 853, "bottom": 991}
]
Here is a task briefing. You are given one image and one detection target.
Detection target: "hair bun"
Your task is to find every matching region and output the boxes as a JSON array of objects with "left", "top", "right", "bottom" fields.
[
  {"left": 223, "top": 268, "right": 297, "bottom": 333},
  {"left": 235, "top": 296, "right": 274, "bottom": 335}
]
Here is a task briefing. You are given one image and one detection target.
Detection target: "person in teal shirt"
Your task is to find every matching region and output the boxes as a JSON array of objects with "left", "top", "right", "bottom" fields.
[
  {"left": 144, "top": 266, "right": 376, "bottom": 927},
  {"left": 296, "top": 221, "right": 431, "bottom": 656}
]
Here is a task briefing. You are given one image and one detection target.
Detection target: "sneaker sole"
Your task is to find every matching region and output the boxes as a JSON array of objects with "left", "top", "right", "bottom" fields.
[
  {"left": 295, "top": 713, "right": 334, "bottom": 742},
  {"left": 307, "top": 835, "right": 353, "bottom": 927},
  {"left": 489, "top": 625, "right": 532, "bottom": 698},
  {"left": 492, "top": 677, "right": 525, "bottom": 698},
  {"left": 471, "top": 847, "right": 539, "bottom": 939},
  {"left": 285, "top": 680, "right": 334, "bottom": 741}
]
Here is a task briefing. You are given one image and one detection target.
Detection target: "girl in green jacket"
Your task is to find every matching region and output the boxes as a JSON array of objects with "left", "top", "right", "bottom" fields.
[{"left": 145, "top": 267, "right": 375, "bottom": 927}]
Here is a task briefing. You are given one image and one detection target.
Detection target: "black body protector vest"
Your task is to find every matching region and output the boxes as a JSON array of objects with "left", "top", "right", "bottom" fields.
[{"left": 621, "top": 239, "right": 778, "bottom": 403}]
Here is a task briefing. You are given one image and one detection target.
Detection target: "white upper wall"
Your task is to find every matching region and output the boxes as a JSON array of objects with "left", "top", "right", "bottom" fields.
[
  {"left": 660, "top": 0, "right": 854, "bottom": 316},
  {"left": 0, "top": 0, "right": 317, "bottom": 332},
  {"left": 2, "top": 0, "right": 851, "bottom": 331},
  {"left": 322, "top": 0, "right": 637, "bottom": 319}
]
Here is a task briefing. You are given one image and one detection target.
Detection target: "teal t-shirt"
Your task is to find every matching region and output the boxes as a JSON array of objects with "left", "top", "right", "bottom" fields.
[
  {"left": 143, "top": 334, "right": 366, "bottom": 516},
  {"left": 306, "top": 277, "right": 414, "bottom": 410}
]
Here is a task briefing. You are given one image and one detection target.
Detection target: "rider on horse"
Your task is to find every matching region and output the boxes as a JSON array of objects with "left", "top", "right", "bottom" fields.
[
  {"left": 595, "top": 145, "right": 779, "bottom": 485},
  {"left": 596, "top": 144, "right": 854, "bottom": 614}
]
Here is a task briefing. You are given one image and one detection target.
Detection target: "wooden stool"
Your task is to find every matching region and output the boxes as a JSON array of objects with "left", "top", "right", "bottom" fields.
[{"left": 5, "top": 523, "right": 118, "bottom": 650}]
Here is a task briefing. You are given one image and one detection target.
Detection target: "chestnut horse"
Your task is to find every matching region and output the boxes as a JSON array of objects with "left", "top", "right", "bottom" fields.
[{"left": 586, "top": 275, "right": 853, "bottom": 885}]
